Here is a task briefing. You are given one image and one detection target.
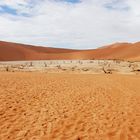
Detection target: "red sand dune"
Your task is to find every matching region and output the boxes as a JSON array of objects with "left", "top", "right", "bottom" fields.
[{"left": 0, "top": 41, "right": 140, "bottom": 61}]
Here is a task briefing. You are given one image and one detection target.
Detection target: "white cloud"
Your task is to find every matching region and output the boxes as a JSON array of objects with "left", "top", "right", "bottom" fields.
[{"left": 0, "top": 0, "right": 140, "bottom": 49}]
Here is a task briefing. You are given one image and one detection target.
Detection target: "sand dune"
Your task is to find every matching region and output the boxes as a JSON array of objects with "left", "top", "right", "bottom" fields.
[
  {"left": 0, "top": 41, "right": 79, "bottom": 61},
  {"left": 0, "top": 41, "right": 140, "bottom": 61},
  {"left": 0, "top": 72, "right": 139, "bottom": 140}
]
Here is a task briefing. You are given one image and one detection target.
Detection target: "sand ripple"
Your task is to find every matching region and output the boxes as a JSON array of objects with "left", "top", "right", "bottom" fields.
[{"left": 0, "top": 72, "right": 140, "bottom": 140}]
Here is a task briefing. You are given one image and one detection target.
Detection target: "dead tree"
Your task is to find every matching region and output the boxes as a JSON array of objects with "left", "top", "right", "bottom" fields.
[{"left": 102, "top": 67, "right": 112, "bottom": 74}]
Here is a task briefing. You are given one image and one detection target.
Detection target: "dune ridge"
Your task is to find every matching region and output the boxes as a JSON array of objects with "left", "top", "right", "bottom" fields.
[{"left": 0, "top": 41, "right": 140, "bottom": 61}]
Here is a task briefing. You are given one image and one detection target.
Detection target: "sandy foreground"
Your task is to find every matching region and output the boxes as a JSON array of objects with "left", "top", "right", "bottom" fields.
[{"left": 0, "top": 72, "right": 140, "bottom": 140}]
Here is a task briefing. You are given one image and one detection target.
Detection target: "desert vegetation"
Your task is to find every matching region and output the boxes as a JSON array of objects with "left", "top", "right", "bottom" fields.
[{"left": 0, "top": 60, "right": 140, "bottom": 74}]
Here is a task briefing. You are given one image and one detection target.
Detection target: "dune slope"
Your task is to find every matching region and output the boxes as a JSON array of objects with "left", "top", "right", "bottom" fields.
[
  {"left": 0, "top": 41, "right": 79, "bottom": 61},
  {"left": 0, "top": 41, "right": 140, "bottom": 61}
]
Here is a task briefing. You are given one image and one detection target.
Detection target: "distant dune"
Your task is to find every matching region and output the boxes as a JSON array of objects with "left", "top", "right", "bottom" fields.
[{"left": 0, "top": 41, "right": 140, "bottom": 61}]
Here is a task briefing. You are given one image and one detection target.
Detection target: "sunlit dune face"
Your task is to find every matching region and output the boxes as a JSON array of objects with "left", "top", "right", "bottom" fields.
[{"left": 0, "top": 41, "right": 140, "bottom": 61}]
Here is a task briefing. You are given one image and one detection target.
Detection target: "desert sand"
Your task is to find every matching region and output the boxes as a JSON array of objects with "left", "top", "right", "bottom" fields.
[
  {"left": 0, "top": 41, "right": 140, "bottom": 61},
  {"left": 0, "top": 72, "right": 140, "bottom": 140}
]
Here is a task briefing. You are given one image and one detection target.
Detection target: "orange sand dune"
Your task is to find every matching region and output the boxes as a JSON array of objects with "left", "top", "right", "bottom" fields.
[
  {"left": 92, "top": 42, "right": 140, "bottom": 61},
  {"left": 0, "top": 72, "right": 139, "bottom": 139},
  {"left": 0, "top": 41, "right": 140, "bottom": 61},
  {"left": 0, "top": 41, "right": 79, "bottom": 61}
]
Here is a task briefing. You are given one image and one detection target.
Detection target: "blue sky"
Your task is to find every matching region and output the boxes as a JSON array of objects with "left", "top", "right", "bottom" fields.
[
  {"left": 0, "top": 5, "right": 17, "bottom": 15},
  {"left": 104, "top": 0, "right": 130, "bottom": 11},
  {"left": 0, "top": 0, "right": 140, "bottom": 49},
  {"left": 0, "top": 5, "right": 31, "bottom": 17},
  {"left": 0, "top": 0, "right": 80, "bottom": 16}
]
